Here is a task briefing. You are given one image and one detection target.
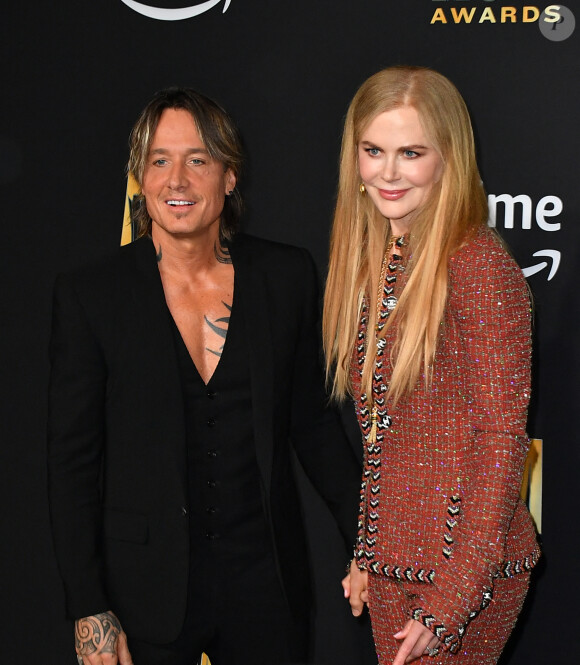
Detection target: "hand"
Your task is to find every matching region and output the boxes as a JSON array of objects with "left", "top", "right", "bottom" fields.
[
  {"left": 392, "top": 619, "right": 441, "bottom": 664},
  {"left": 342, "top": 559, "right": 369, "bottom": 617},
  {"left": 75, "top": 611, "right": 133, "bottom": 664}
]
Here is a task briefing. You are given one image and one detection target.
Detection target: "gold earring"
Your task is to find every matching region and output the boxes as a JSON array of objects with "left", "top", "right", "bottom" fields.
[{"left": 359, "top": 183, "right": 366, "bottom": 194}]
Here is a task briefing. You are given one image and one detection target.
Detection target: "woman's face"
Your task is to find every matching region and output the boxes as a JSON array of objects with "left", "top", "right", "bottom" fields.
[{"left": 358, "top": 106, "right": 443, "bottom": 235}]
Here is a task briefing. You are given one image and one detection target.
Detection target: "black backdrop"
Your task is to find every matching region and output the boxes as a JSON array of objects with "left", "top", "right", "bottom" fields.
[{"left": 2, "top": 1, "right": 578, "bottom": 663}]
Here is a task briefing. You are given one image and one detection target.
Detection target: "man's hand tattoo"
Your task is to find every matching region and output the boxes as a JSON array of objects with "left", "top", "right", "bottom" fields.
[{"left": 75, "top": 611, "right": 121, "bottom": 656}]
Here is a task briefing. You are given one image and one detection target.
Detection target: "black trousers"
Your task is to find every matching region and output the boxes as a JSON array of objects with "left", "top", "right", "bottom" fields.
[{"left": 127, "top": 554, "right": 310, "bottom": 665}]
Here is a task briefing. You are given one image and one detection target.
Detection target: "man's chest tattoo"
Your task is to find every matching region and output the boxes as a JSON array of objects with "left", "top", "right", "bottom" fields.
[{"left": 204, "top": 301, "right": 232, "bottom": 357}]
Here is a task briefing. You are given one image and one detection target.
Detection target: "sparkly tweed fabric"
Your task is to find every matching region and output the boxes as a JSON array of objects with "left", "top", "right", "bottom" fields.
[
  {"left": 350, "top": 227, "right": 540, "bottom": 657},
  {"left": 368, "top": 572, "right": 530, "bottom": 665}
]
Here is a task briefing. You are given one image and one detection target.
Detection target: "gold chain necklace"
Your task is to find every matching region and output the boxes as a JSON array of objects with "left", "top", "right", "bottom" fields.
[{"left": 367, "top": 234, "right": 406, "bottom": 443}]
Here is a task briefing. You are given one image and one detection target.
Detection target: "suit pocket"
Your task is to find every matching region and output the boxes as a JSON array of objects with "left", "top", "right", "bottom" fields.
[{"left": 103, "top": 508, "right": 149, "bottom": 544}]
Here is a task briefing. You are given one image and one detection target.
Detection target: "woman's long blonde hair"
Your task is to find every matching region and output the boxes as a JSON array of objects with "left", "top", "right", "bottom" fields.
[{"left": 323, "top": 66, "right": 487, "bottom": 403}]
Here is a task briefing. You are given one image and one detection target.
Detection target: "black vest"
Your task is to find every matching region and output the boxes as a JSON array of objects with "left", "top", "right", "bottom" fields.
[{"left": 169, "top": 288, "right": 272, "bottom": 580}]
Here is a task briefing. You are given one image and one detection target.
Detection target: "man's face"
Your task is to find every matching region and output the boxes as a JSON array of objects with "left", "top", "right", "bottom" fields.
[{"left": 142, "top": 108, "right": 235, "bottom": 243}]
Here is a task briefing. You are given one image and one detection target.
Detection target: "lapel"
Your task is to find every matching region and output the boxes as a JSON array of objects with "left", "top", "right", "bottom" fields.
[
  {"left": 229, "top": 235, "right": 275, "bottom": 496},
  {"left": 125, "top": 235, "right": 276, "bottom": 497},
  {"left": 127, "top": 236, "right": 189, "bottom": 499}
]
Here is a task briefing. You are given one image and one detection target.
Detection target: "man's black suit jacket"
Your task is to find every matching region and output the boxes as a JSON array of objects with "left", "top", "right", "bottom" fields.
[{"left": 48, "top": 233, "right": 360, "bottom": 644}]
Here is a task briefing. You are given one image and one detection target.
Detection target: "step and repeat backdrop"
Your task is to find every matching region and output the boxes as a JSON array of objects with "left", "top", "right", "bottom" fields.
[{"left": 1, "top": 1, "right": 578, "bottom": 663}]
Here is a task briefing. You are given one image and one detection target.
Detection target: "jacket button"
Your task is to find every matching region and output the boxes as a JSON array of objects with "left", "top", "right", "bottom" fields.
[
  {"left": 207, "top": 417, "right": 216, "bottom": 427},
  {"left": 207, "top": 449, "right": 218, "bottom": 458},
  {"left": 207, "top": 390, "right": 216, "bottom": 399},
  {"left": 181, "top": 506, "right": 188, "bottom": 517},
  {"left": 207, "top": 480, "right": 217, "bottom": 488},
  {"left": 206, "top": 506, "right": 218, "bottom": 515}
]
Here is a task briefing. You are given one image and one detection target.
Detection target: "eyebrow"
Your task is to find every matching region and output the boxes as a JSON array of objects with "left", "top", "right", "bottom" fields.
[
  {"left": 149, "top": 147, "right": 210, "bottom": 155},
  {"left": 360, "top": 141, "right": 430, "bottom": 150}
]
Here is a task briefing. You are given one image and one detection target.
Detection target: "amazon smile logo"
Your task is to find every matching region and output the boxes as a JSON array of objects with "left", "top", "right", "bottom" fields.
[
  {"left": 120, "top": 0, "right": 231, "bottom": 21},
  {"left": 487, "top": 192, "right": 564, "bottom": 282}
]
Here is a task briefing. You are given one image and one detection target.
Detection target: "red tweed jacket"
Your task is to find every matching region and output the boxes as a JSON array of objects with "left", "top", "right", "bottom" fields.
[{"left": 351, "top": 227, "right": 540, "bottom": 652}]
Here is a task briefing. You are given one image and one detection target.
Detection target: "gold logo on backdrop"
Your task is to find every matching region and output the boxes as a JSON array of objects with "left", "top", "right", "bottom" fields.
[
  {"left": 521, "top": 439, "right": 542, "bottom": 533},
  {"left": 430, "top": 2, "right": 562, "bottom": 26},
  {"left": 121, "top": 172, "right": 141, "bottom": 246}
]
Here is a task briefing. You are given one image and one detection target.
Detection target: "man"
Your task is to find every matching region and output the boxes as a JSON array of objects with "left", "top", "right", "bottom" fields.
[{"left": 48, "top": 88, "right": 360, "bottom": 665}]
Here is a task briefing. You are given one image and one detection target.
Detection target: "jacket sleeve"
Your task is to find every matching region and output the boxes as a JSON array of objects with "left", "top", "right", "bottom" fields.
[
  {"left": 47, "top": 273, "right": 110, "bottom": 619},
  {"left": 286, "top": 248, "right": 361, "bottom": 552},
  {"left": 409, "top": 239, "right": 534, "bottom": 651}
]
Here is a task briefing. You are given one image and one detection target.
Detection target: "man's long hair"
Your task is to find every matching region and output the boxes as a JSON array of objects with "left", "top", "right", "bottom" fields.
[{"left": 127, "top": 87, "right": 244, "bottom": 243}]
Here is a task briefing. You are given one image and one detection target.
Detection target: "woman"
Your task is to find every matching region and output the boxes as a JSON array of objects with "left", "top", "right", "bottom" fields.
[{"left": 323, "top": 66, "right": 540, "bottom": 665}]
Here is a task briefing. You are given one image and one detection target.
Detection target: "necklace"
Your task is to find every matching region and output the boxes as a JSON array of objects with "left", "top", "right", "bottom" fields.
[
  {"left": 375, "top": 235, "right": 406, "bottom": 327},
  {"left": 367, "top": 234, "right": 406, "bottom": 443}
]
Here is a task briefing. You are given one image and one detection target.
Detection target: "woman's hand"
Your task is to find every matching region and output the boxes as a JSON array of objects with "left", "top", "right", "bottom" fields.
[
  {"left": 342, "top": 559, "right": 369, "bottom": 616},
  {"left": 392, "top": 619, "right": 441, "bottom": 664}
]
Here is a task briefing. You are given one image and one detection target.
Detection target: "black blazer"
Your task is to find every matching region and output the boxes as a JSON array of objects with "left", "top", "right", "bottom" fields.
[{"left": 48, "top": 234, "right": 360, "bottom": 643}]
